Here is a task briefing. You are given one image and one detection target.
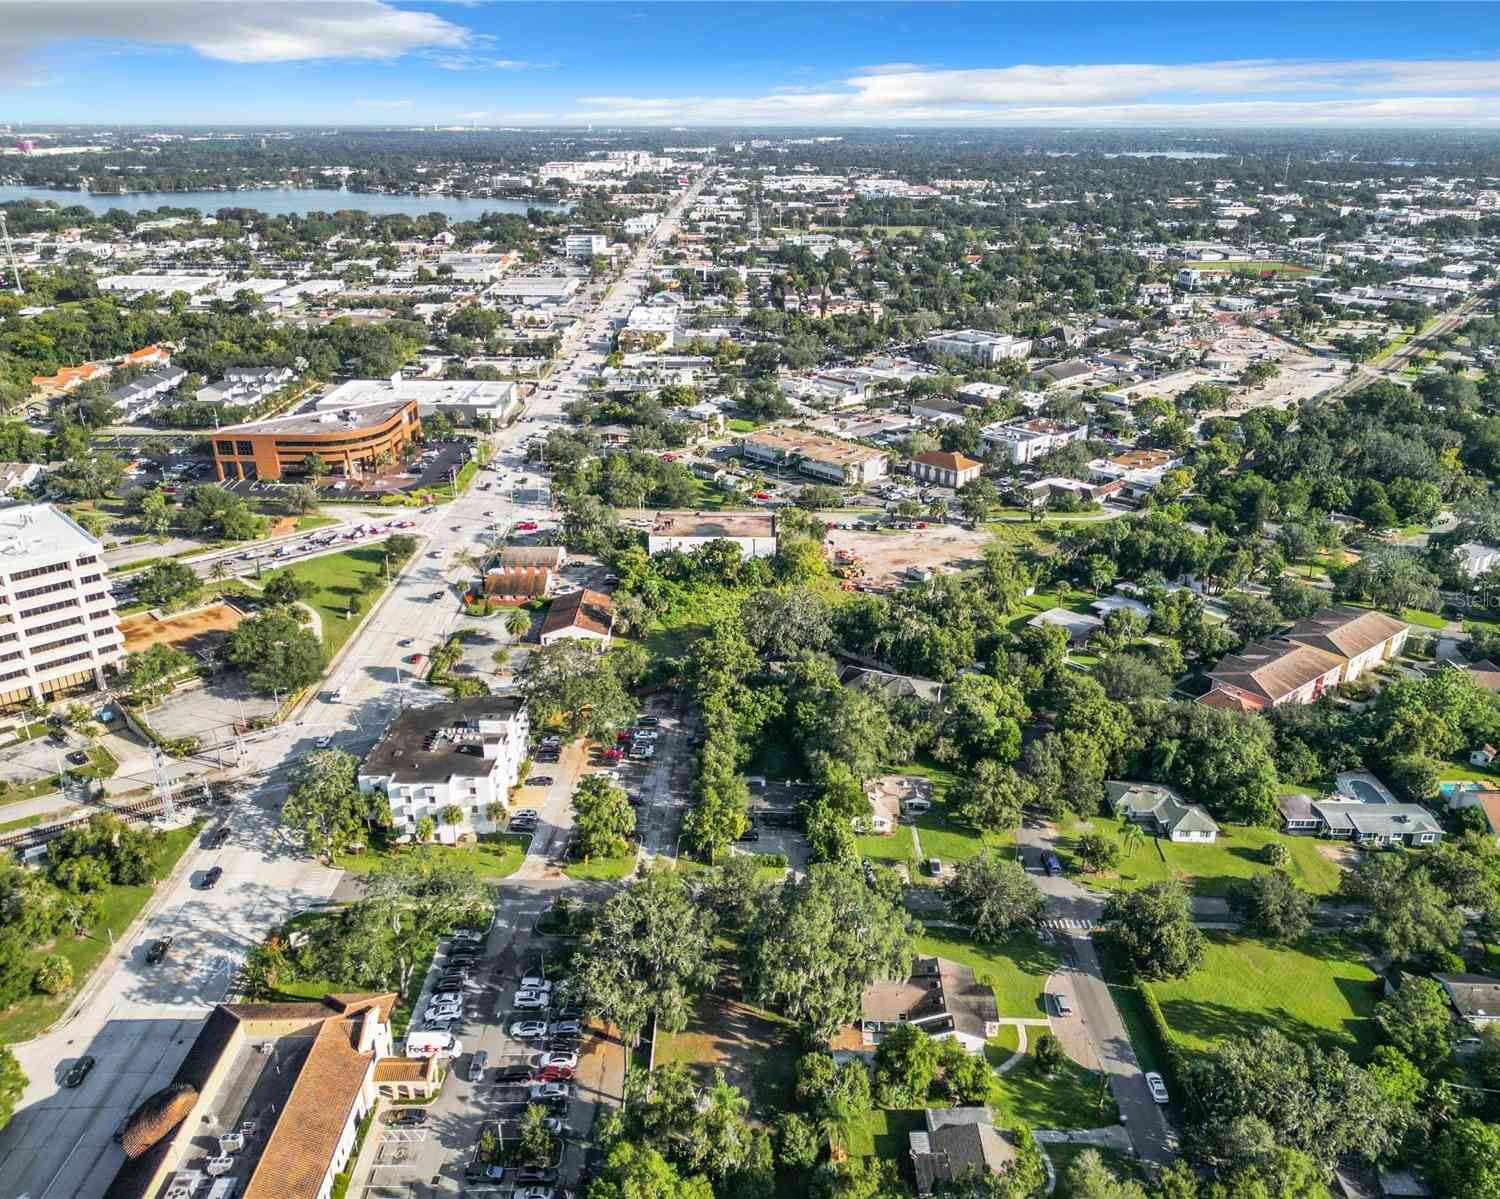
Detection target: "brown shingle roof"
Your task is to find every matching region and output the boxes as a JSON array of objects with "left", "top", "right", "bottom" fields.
[
  {"left": 1196, "top": 685, "right": 1267, "bottom": 713},
  {"left": 540, "top": 588, "right": 613, "bottom": 640},
  {"left": 499, "top": 545, "right": 566, "bottom": 570},
  {"left": 1206, "top": 638, "right": 1344, "bottom": 704},
  {"left": 484, "top": 566, "right": 553, "bottom": 598},
  {"left": 373, "top": 1056, "right": 437, "bottom": 1084},
  {"left": 1285, "top": 605, "right": 1407, "bottom": 659}
]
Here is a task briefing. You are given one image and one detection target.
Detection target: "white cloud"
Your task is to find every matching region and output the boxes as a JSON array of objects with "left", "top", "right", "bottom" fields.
[
  {"left": 0, "top": 0, "right": 471, "bottom": 79},
  {"left": 426, "top": 53, "right": 555, "bottom": 72},
  {"left": 562, "top": 57, "right": 1500, "bottom": 126}
]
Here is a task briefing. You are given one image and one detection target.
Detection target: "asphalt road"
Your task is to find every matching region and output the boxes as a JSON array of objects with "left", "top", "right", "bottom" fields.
[{"left": 0, "top": 168, "right": 713, "bottom": 1199}]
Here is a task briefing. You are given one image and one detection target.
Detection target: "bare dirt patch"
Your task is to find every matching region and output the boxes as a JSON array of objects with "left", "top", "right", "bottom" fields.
[
  {"left": 652, "top": 969, "right": 799, "bottom": 1108},
  {"left": 825, "top": 524, "right": 992, "bottom": 587},
  {"left": 120, "top": 600, "right": 247, "bottom": 656}
]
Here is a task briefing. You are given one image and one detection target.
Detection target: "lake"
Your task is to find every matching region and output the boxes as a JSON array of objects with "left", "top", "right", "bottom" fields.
[{"left": 0, "top": 184, "right": 569, "bottom": 220}]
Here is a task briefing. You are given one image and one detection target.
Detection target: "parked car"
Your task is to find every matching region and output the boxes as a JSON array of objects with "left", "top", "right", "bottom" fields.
[
  {"left": 201, "top": 866, "right": 223, "bottom": 889},
  {"left": 63, "top": 1056, "right": 96, "bottom": 1088},
  {"left": 1145, "top": 1072, "right": 1170, "bottom": 1104},
  {"left": 1052, "top": 992, "right": 1073, "bottom": 1017},
  {"left": 736, "top": 826, "right": 760, "bottom": 842},
  {"left": 468, "top": 1050, "right": 489, "bottom": 1082},
  {"left": 145, "top": 937, "right": 173, "bottom": 965},
  {"left": 206, "top": 826, "right": 231, "bottom": 849},
  {"left": 510, "top": 1020, "right": 548, "bottom": 1039},
  {"left": 516, "top": 1168, "right": 560, "bottom": 1185},
  {"left": 637, "top": 716, "right": 660, "bottom": 727},
  {"left": 926, "top": 858, "right": 943, "bottom": 877},
  {"left": 530, "top": 1082, "right": 572, "bottom": 1102},
  {"left": 386, "top": 1108, "right": 428, "bottom": 1127},
  {"left": 533, "top": 1051, "right": 579, "bottom": 1070},
  {"left": 66, "top": 750, "right": 89, "bottom": 766},
  {"left": 527, "top": 776, "right": 554, "bottom": 787},
  {"left": 513, "top": 990, "right": 550, "bottom": 1010},
  {"left": 535, "top": 1065, "right": 574, "bottom": 1083},
  {"left": 548, "top": 1019, "right": 582, "bottom": 1037},
  {"left": 519, "top": 976, "right": 552, "bottom": 991},
  {"left": 496, "top": 1063, "right": 534, "bottom": 1082},
  {"left": 515, "top": 1187, "right": 555, "bottom": 1199},
  {"left": 465, "top": 1164, "right": 507, "bottom": 1184},
  {"left": 1043, "top": 851, "right": 1063, "bottom": 876}
]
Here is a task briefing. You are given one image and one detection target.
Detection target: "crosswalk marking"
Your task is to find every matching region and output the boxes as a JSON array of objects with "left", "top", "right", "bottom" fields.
[{"left": 1041, "top": 918, "right": 1094, "bottom": 930}]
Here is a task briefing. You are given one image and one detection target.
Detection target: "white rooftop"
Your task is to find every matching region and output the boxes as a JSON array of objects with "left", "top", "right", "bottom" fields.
[
  {"left": 316, "top": 378, "right": 518, "bottom": 412},
  {"left": 0, "top": 503, "right": 103, "bottom": 571}
]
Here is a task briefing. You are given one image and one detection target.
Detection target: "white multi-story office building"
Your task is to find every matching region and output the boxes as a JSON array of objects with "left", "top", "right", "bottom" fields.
[
  {"left": 924, "top": 329, "right": 1033, "bottom": 366},
  {"left": 979, "top": 418, "right": 1089, "bottom": 465},
  {"left": 358, "top": 698, "right": 529, "bottom": 843},
  {"left": 0, "top": 504, "right": 122, "bottom": 710},
  {"left": 564, "top": 233, "right": 608, "bottom": 260}
]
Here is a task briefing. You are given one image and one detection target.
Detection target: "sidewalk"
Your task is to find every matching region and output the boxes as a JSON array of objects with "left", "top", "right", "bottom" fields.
[{"left": 565, "top": 1022, "right": 628, "bottom": 1177}]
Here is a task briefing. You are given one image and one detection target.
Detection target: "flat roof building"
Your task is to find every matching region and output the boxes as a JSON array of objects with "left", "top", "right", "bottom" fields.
[
  {"left": 359, "top": 698, "right": 529, "bottom": 842},
  {"left": 315, "top": 378, "right": 519, "bottom": 425},
  {"left": 979, "top": 418, "right": 1089, "bottom": 465},
  {"left": 741, "top": 428, "right": 889, "bottom": 485},
  {"left": 212, "top": 400, "right": 420, "bottom": 482},
  {"left": 0, "top": 503, "right": 121, "bottom": 711},
  {"left": 924, "top": 329, "right": 1032, "bottom": 366}
]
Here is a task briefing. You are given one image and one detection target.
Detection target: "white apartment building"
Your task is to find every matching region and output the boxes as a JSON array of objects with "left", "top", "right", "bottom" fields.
[
  {"left": 359, "top": 698, "right": 530, "bottom": 843},
  {"left": 623, "top": 215, "right": 660, "bottom": 237},
  {"left": 979, "top": 418, "right": 1089, "bottom": 465},
  {"left": 564, "top": 233, "right": 608, "bottom": 260},
  {"left": 924, "top": 330, "right": 1032, "bottom": 366},
  {"left": 0, "top": 504, "right": 122, "bottom": 711}
]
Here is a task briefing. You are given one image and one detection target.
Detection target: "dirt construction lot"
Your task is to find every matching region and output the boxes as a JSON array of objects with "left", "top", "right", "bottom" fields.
[
  {"left": 120, "top": 601, "right": 247, "bottom": 655},
  {"left": 825, "top": 523, "right": 992, "bottom": 587}
]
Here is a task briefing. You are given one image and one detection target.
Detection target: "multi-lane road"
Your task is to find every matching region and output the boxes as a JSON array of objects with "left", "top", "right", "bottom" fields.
[{"left": 0, "top": 168, "right": 711, "bottom": 1199}]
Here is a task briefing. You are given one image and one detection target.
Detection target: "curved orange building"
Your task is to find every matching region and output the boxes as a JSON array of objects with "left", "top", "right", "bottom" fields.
[{"left": 212, "top": 400, "right": 420, "bottom": 481}]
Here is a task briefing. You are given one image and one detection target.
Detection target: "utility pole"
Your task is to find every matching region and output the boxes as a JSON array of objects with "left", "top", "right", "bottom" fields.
[{"left": 153, "top": 745, "right": 176, "bottom": 823}]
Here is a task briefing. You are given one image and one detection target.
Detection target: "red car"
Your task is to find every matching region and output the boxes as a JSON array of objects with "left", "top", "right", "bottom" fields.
[
  {"left": 661, "top": 452, "right": 678, "bottom": 461},
  {"left": 754, "top": 491, "right": 771, "bottom": 500},
  {"left": 516, "top": 520, "right": 539, "bottom": 532},
  {"left": 602, "top": 748, "right": 624, "bottom": 763},
  {"left": 535, "top": 1065, "right": 575, "bottom": 1083}
]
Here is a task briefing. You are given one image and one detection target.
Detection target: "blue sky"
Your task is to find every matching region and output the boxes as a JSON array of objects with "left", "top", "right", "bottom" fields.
[{"left": 3, "top": 1, "right": 1500, "bottom": 127}]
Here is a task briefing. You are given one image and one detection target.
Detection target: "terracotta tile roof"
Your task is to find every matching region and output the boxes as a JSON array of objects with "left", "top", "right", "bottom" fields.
[
  {"left": 1206, "top": 637, "right": 1344, "bottom": 704},
  {"left": 241, "top": 995, "right": 394, "bottom": 1199},
  {"left": 1285, "top": 605, "right": 1407, "bottom": 659},
  {"left": 31, "top": 362, "right": 109, "bottom": 390},
  {"left": 123, "top": 344, "right": 169, "bottom": 367},
  {"left": 373, "top": 1056, "right": 437, "bottom": 1084},
  {"left": 1196, "top": 685, "right": 1267, "bottom": 713},
  {"left": 540, "top": 588, "right": 614, "bottom": 640},
  {"left": 911, "top": 450, "right": 982, "bottom": 472}
]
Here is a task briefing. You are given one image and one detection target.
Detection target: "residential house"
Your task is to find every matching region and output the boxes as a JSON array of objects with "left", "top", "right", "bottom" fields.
[
  {"left": 909, "top": 450, "right": 983, "bottom": 490},
  {"left": 1107, "top": 781, "right": 1221, "bottom": 843},
  {"left": 538, "top": 588, "right": 614, "bottom": 648},
  {"left": 1026, "top": 607, "right": 1103, "bottom": 648},
  {"left": 1463, "top": 659, "right": 1500, "bottom": 693},
  {"left": 909, "top": 1108, "right": 1018, "bottom": 1197},
  {"left": 839, "top": 665, "right": 944, "bottom": 705},
  {"left": 109, "top": 365, "right": 186, "bottom": 421},
  {"left": 1276, "top": 794, "right": 1442, "bottom": 846},
  {"left": 1434, "top": 973, "right": 1500, "bottom": 1028},
  {"left": 31, "top": 361, "right": 109, "bottom": 395},
  {"left": 1473, "top": 745, "right": 1497, "bottom": 768},
  {"left": 1456, "top": 542, "right": 1500, "bottom": 578},
  {"left": 845, "top": 956, "right": 1000, "bottom": 1054}
]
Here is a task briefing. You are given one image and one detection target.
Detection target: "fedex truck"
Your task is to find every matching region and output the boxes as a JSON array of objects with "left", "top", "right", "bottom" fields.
[{"left": 405, "top": 1031, "right": 462, "bottom": 1059}]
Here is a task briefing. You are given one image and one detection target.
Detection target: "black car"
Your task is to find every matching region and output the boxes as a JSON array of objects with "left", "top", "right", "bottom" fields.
[
  {"left": 516, "top": 1167, "right": 560, "bottom": 1185},
  {"left": 145, "top": 937, "right": 173, "bottom": 965},
  {"left": 527, "top": 776, "right": 555, "bottom": 787},
  {"left": 496, "top": 1063, "right": 533, "bottom": 1082},
  {"left": 201, "top": 866, "right": 223, "bottom": 889},
  {"left": 66, "top": 750, "right": 88, "bottom": 767},
  {"left": 464, "top": 1164, "right": 506, "bottom": 1183},
  {"left": 206, "top": 826, "right": 231, "bottom": 849},
  {"left": 736, "top": 826, "right": 760, "bottom": 842},
  {"left": 386, "top": 1108, "right": 428, "bottom": 1127},
  {"left": 63, "top": 1056, "right": 96, "bottom": 1088},
  {"left": 448, "top": 954, "right": 480, "bottom": 967}
]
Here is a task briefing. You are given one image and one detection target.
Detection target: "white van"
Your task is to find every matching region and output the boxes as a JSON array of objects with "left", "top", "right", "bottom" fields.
[
  {"left": 405, "top": 1031, "right": 462, "bottom": 1059},
  {"left": 329, "top": 686, "right": 347, "bottom": 703}
]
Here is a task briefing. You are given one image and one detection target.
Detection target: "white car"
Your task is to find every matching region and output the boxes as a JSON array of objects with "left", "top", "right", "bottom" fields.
[
  {"left": 315, "top": 735, "right": 333, "bottom": 749},
  {"left": 533, "top": 1050, "right": 579, "bottom": 1070},
  {"left": 631, "top": 730, "right": 660, "bottom": 742},
  {"left": 510, "top": 1019, "right": 548, "bottom": 1038},
  {"left": 1145, "top": 1072, "right": 1170, "bottom": 1104},
  {"left": 513, "top": 990, "right": 550, "bottom": 1010},
  {"left": 519, "top": 977, "right": 553, "bottom": 992},
  {"left": 530, "top": 1082, "right": 572, "bottom": 1102},
  {"left": 423, "top": 1003, "right": 463, "bottom": 1021},
  {"left": 515, "top": 1188, "right": 554, "bottom": 1199}
]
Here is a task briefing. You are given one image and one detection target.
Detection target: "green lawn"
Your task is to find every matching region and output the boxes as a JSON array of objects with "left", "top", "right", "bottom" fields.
[
  {"left": 990, "top": 1024, "right": 1021, "bottom": 1055},
  {"left": 915, "top": 926, "right": 1061, "bottom": 1019},
  {"left": 279, "top": 544, "right": 397, "bottom": 658},
  {"left": 563, "top": 852, "right": 637, "bottom": 882},
  {"left": 893, "top": 759, "right": 1015, "bottom": 869},
  {"left": 1148, "top": 933, "right": 1380, "bottom": 1058},
  {"left": 846, "top": 1107, "right": 927, "bottom": 1160},
  {"left": 856, "top": 823, "right": 915, "bottom": 867},
  {"left": 0, "top": 822, "right": 200, "bottom": 1044},
  {"left": 1182, "top": 259, "right": 1313, "bottom": 277},
  {"left": 1056, "top": 815, "right": 1344, "bottom": 898},
  {"left": 991, "top": 1044, "right": 1119, "bottom": 1130},
  {"left": 1438, "top": 760, "right": 1500, "bottom": 785},
  {"left": 334, "top": 833, "right": 531, "bottom": 881},
  {"left": 295, "top": 514, "right": 339, "bottom": 532}
]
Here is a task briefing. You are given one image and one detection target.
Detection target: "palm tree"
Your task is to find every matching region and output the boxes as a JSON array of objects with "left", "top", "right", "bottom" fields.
[
  {"left": 506, "top": 609, "right": 530, "bottom": 639},
  {"left": 209, "top": 557, "right": 230, "bottom": 583},
  {"left": 1121, "top": 822, "right": 1146, "bottom": 860}
]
